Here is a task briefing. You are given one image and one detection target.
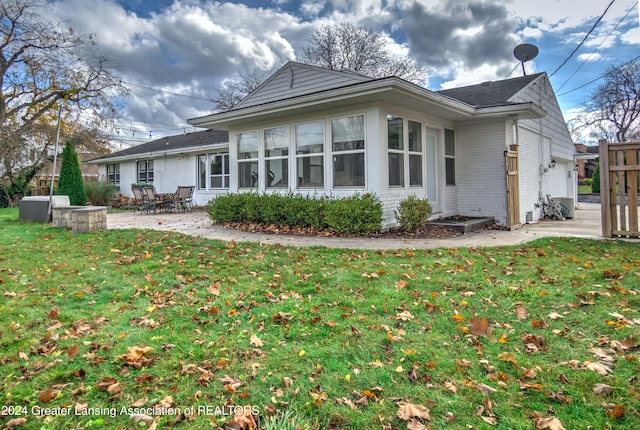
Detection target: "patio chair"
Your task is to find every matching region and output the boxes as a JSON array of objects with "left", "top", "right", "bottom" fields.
[
  {"left": 131, "top": 187, "right": 148, "bottom": 214},
  {"left": 174, "top": 186, "right": 195, "bottom": 212},
  {"left": 143, "top": 186, "right": 169, "bottom": 214}
]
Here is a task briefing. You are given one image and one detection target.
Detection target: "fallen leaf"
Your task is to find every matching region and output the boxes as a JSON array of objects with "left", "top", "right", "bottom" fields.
[
  {"left": 38, "top": 388, "right": 56, "bottom": 404},
  {"left": 481, "top": 416, "right": 498, "bottom": 425},
  {"left": 397, "top": 401, "right": 431, "bottom": 421},
  {"left": 5, "top": 417, "right": 28, "bottom": 429},
  {"left": 584, "top": 361, "right": 612, "bottom": 375},
  {"left": 444, "top": 380, "right": 457, "bottom": 393},
  {"left": 515, "top": 306, "right": 529, "bottom": 320},
  {"left": 396, "top": 310, "right": 414, "bottom": 321},
  {"left": 593, "top": 383, "right": 613, "bottom": 395},
  {"left": 477, "top": 383, "right": 498, "bottom": 394},
  {"left": 533, "top": 416, "right": 566, "bottom": 430},
  {"left": 407, "top": 419, "right": 429, "bottom": 430},
  {"left": 249, "top": 334, "right": 264, "bottom": 347},
  {"left": 470, "top": 316, "right": 492, "bottom": 337}
]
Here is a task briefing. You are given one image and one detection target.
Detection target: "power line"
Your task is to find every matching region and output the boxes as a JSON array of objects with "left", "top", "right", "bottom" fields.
[
  {"left": 557, "top": 54, "right": 640, "bottom": 97},
  {"left": 555, "top": 1, "right": 637, "bottom": 93},
  {"left": 549, "top": 0, "right": 616, "bottom": 78},
  {"left": 120, "top": 79, "right": 214, "bottom": 102}
]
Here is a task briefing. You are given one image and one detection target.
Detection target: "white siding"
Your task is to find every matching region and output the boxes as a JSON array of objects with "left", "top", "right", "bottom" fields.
[
  {"left": 455, "top": 119, "right": 509, "bottom": 225},
  {"left": 511, "top": 75, "right": 575, "bottom": 161}
]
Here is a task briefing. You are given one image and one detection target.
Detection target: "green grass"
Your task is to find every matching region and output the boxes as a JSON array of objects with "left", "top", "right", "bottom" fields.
[
  {"left": 0, "top": 208, "right": 639, "bottom": 429},
  {"left": 578, "top": 184, "right": 593, "bottom": 194}
]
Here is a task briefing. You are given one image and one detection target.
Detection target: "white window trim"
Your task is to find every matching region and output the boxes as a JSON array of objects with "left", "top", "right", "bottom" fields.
[
  {"left": 264, "top": 125, "right": 290, "bottom": 189},
  {"left": 330, "top": 113, "right": 367, "bottom": 190},
  {"left": 386, "top": 115, "right": 425, "bottom": 190},
  {"left": 294, "top": 120, "right": 326, "bottom": 190}
]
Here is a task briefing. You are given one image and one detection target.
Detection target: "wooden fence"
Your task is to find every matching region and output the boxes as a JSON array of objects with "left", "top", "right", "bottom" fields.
[{"left": 599, "top": 139, "right": 640, "bottom": 238}]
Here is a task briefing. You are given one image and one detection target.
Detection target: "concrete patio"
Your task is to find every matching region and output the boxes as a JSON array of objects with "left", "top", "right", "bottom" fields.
[{"left": 106, "top": 203, "right": 611, "bottom": 250}]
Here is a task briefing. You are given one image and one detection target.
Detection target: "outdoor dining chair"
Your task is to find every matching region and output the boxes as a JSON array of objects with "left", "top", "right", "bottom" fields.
[
  {"left": 174, "top": 186, "right": 195, "bottom": 212},
  {"left": 142, "top": 186, "right": 169, "bottom": 214},
  {"left": 131, "top": 187, "right": 149, "bottom": 214}
]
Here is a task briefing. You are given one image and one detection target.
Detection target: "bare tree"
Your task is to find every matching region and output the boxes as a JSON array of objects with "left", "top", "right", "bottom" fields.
[
  {"left": 0, "top": 0, "right": 125, "bottom": 205},
  {"left": 213, "top": 70, "right": 266, "bottom": 112},
  {"left": 578, "top": 58, "right": 640, "bottom": 143},
  {"left": 210, "top": 23, "right": 428, "bottom": 111},
  {"left": 300, "top": 23, "right": 428, "bottom": 85}
]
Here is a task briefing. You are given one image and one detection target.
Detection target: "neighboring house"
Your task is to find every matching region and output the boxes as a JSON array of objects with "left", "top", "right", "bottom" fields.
[
  {"left": 92, "top": 62, "right": 577, "bottom": 228},
  {"left": 89, "top": 129, "right": 230, "bottom": 203},
  {"left": 575, "top": 143, "right": 599, "bottom": 179},
  {"left": 32, "top": 152, "right": 100, "bottom": 196}
]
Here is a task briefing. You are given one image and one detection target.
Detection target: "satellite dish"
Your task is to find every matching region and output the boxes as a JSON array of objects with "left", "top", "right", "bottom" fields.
[{"left": 513, "top": 43, "right": 539, "bottom": 76}]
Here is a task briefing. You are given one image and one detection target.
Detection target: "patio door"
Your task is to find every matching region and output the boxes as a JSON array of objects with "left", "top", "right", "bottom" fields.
[{"left": 425, "top": 129, "right": 440, "bottom": 213}]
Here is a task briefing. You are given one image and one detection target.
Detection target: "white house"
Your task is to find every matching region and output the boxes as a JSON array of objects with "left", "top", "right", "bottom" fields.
[{"left": 92, "top": 62, "right": 577, "bottom": 229}]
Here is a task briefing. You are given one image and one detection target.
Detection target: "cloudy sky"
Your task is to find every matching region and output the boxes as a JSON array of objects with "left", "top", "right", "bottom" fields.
[{"left": 48, "top": 0, "right": 639, "bottom": 146}]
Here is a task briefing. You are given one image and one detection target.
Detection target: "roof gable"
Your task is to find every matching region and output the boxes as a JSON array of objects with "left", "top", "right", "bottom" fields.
[
  {"left": 90, "top": 129, "right": 229, "bottom": 162},
  {"left": 232, "top": 62, "right": 373, "bottom": 110},
  {"left": 437, "top": 73, "right": 545, "bottom": 107}
]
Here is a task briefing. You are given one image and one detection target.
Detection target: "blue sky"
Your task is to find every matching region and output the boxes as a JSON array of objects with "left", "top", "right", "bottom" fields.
[{"left": 48, "top": 0, "right": 639, "bottom": 146}]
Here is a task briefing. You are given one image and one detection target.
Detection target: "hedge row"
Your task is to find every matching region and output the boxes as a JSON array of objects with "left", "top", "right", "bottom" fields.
[{"left": 207, "top": 192, "right": 383, "bottom": 236}]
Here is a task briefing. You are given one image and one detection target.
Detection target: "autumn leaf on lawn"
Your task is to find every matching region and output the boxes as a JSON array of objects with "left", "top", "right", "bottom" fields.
[
  {"left": 121, "top": 345, "right": 154, "bottom": 368},
  {"left": 396, "top": 401, "right": 431, "bottom": 421},
  {"left": 547, "top": 312, "right": 564, "bottom": 320},
  {"left": 531, "top": 415, "right": 566, "bottom": 430},
  {"left": 407, "top": 419, "right": 429, "bottom": 430},
  {"left": 96, "top": 376, "right": 121, "bottom": 396},
  {"left": 130, "top": 414, "right": 157, "bottom": 430},
  {"left": 443, "top": 380, "right": 458, "bottom": 393},
  {"left": 515, "top": 306, "right": 529, "bottom": 320},
  {"left": 469, "top": 316, "right": 492, "bottom": 338},
  {"left": 220, "top": 375, "right": 243, "bottom": 393},
  {"left": 38, "top": 388, "right": 57, "bottom": 404},
  {"left": 593, "top": 383, "right": 613, "bottom": 395},
  {"left": 4, "top": 417, "right": 28, "bottom": 429},
  {"left": 584, "top": 360, "right": 613, "bottom": 375},
  {"left": 395, "top": 279, "right": 408, "bottom": 290},
  {"left": 223, "top": 407, "right": 258, "bottom": 430},
  {"left": 395, "top": 310, "right": 414, "bottom": 321},
  {"left": 249, "top": 334, "right": 264, "bottom": 347}
]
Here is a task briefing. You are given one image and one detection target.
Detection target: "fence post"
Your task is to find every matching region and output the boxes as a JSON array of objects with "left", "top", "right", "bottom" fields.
[{"left": 599, "top": 139, "right": 611, "bottom": 237}]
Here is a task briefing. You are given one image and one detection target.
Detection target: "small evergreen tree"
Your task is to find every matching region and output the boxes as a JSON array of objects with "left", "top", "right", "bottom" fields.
[
  {"left": 57, "top": 141, "right": 86, "bottom": 205},
  {"left": 591, "top": 163, "right": 600, "bottom": 194}
]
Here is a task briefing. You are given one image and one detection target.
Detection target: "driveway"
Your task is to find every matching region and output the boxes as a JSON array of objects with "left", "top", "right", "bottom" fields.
[{"left": 107, "top": 203, "right": 604, "bottom": 250}]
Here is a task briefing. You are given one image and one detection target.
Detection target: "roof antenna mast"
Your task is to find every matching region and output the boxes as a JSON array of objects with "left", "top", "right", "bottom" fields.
[{"left": 513, "top": 43, "right": 539, "bottom": 76}]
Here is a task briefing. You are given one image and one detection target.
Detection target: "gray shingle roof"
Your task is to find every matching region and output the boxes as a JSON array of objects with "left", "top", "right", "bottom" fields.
[
  {"left": 90, "top": 129, "right": 229, "bottom": 162},
  {"left": 437, "top": 73, "right": 544, "bottom": 107}
]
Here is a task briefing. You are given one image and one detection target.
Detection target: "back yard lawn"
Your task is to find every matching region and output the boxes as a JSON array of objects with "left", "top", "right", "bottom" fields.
[{"left": 0, "top": 208, "right": 638, "bottom": 429}]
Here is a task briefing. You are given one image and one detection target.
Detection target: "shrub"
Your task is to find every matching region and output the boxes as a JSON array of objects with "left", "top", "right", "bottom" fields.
[
  {"left": 207, "top": 192, "right": 382, "bottom": 235},
  {"left": 324, "top": 193, "right": 382, "bottom": 236},
  {"left": 582, "top": 177, "right": 592, "bottom": 186},
  {"left": 208, "top": 192, "right": 257, "bottom": 223},
  {"left": 84, "top": 181, "right": 119, "bottom": 206},
  {"left": 591, "top": 164, "right": 600, "bottom": 193},
  {"left": 395, "top": 195, "right": 432, "bottom": 232},
  {"left": 57, "top": 141, "right": 86, "bottom": 205}
]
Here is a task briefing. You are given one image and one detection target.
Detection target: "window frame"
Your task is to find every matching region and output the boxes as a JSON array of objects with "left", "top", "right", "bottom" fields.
[
  {"left": 237, "top": 130, "right": 259, "bottom": 189},
  {"left": 106, "top": 163, "right": 120, "bottom": 185},
  {"left": 264, "top": 125, "right": 290, "bottom": 189},
  {"left": 386, "top": 116, "right": 424, "bottom": 189},
  {"left": 444, "top": 128, "right": 456, "bottom": 186},
  {"left": 387, "top": 115, "right": 404, "bottom": 188},
  {"left": 331, "top": 114, "right": 366, "bottom": 189},
  {"left": 295, "top": 120, "right": 325, "bottom": 189},
  {"left": 136, "top": 160, "right": 153, "bottom": 183}
]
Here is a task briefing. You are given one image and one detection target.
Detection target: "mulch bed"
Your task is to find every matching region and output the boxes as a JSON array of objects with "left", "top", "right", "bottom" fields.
[{"left": 220, "top": 221, "right": 465, "bottom": 240}]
